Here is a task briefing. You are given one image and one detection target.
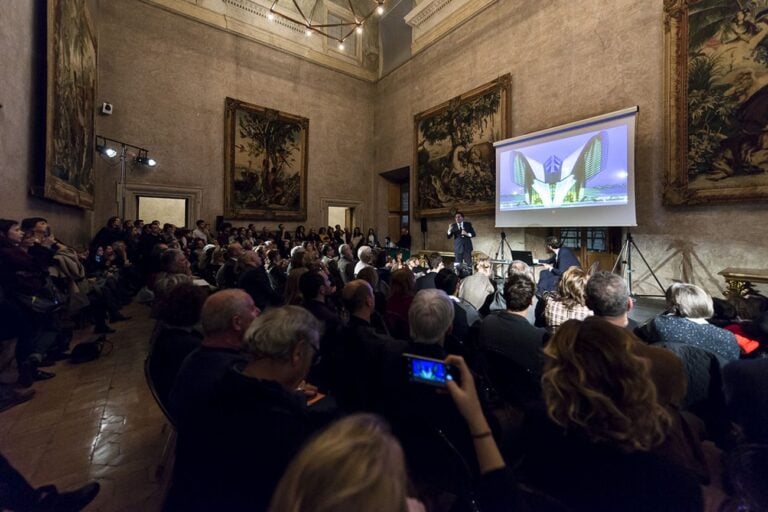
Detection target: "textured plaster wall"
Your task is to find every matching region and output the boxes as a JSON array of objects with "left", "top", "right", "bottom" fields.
[
  {"left": 0, "top": 1, "right": 93, "bottom": 246},
  {"left": 374, "top": 0, "right": 768, "bottom": 296},
  {"left": 93, "top": 0, "right": 376, "bottom": 232}
]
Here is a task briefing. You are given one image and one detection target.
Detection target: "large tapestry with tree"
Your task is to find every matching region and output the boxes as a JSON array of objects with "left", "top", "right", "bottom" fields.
[
  {"left": 224, "top": 98, "right": 308, "bottom": 220},
  {"left": 665, "top": 0, "right": 768, "bottom": 204},
  {"left": 43, "top": 0, "right": 97, "bottom": 209},
  {"left": 413, "top": 75, "right": 511, "bottom": 217}
]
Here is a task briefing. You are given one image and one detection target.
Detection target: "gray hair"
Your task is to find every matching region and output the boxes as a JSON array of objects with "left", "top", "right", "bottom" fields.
[
  {"left": 243, "top": 306, "right": 320, "bottom": 362},
  {"left": 666, "top": 283, "right": 713, "bottom": 319},
  {"left": 357, "top": 245, "right": 372, "bottom": 263},
  {"left": 585, "top": 271, "right": 630, "bottom": 318},
  {"left": 409, "top": 289, "right": 455, "bottom": 345},
  {"left": 508, "top": 260, "right": 533, "bottom": 279}
]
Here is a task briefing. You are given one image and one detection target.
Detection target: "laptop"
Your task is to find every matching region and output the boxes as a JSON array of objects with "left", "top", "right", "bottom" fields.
[{"left": 509, "top": 250, "right": 535, "bottom": 266}]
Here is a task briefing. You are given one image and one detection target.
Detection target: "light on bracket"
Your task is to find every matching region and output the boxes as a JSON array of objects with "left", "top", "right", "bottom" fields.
[
  {"left": 95, "top": 134, "right": 159, "bottom": 219},
  {"left": 135, "top": 151, "right": 157, "bottom": 168},
  {"left": 95, "top": 136, "right": 117, "bottom": 158}
]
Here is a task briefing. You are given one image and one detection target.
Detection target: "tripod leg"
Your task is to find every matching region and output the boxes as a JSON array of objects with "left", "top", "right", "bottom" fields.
[
  {"left": 629, "top": 239, "right": 666, "bottom": 294},
  {"left": 612, "top": 239, "right": 629, "bottom": 274}
]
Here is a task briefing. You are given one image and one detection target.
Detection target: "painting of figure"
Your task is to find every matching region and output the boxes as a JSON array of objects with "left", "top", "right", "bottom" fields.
[
  {"left": 44, "top": 0, "right": 97, "bottom": 209},
  {"left": 665, "top": 0, "right": 768, "bottom": 204},
  {"left": 224, "top": 98, "right": 308, "bottom": 220},
  {"left": 413, "top": 75, "right": 511, "bottom": 217}
]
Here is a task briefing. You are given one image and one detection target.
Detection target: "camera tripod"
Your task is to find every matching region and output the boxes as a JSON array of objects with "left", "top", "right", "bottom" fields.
[
  {"left": 611, "top": 232, "right": 666, "bottom": 298},
  {"left": 494, "top": 231, "right": 514, "bottom": 262}
]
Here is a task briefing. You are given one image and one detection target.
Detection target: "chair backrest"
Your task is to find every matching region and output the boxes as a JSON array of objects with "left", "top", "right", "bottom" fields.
[{"left": 144, "top": 353, "right": 179, "bottom": 429}]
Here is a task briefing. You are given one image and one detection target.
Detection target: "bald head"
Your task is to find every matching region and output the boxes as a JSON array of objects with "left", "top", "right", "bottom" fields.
[
  {"left": 201, "top": 289, "right": 258, "bottom": 336},
  {"left": 342, "top": 279, "right": 374, "bottom": 315}
]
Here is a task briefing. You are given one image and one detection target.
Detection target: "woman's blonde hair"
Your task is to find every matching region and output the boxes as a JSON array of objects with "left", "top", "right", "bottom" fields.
[
  {"left": 557, "top": 267, "right": 589, "bottom": 308},
  {"left": 542, "top": 317, "right": 671, "bottom": 452},
  {"left": 270, "top": 414, "right": 408, "bottom": 512}
]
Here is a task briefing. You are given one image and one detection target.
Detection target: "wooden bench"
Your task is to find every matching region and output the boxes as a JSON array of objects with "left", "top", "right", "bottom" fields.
[{"left": 718, "top": 267, "right": 768, "bottom": 297}]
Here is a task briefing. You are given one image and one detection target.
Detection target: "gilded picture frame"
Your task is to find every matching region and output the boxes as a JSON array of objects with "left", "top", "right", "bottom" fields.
[
  {"left": 43, "top": 0, "right": 97, "bottom": 209},
  {"left": 413, "top": 74, "right": 511, "bottom": 218},
  {"left": 664, "top": 0, "right": 768, "bottom": 205},
  {"left": 224, "top": 97, "right": 309, "bottom": 220}
]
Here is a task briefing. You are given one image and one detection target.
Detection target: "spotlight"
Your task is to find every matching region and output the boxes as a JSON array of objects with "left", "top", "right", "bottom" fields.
[
  {"left": 356, "top": 24, "right": 363, "bottom": 34},
  {"left": 338, "top": 41, "right": 345, "bottom": 50},
  {"left": 267, "top": 12, "right": 275, "bottom": 21},
  {"left": 135, "top": 154, "right": 157, "bottom": 167},
  {"left": 305, "top": 27, "right": 312, "bottom": 36},
  {"left": 97, "top": 145, "right": 117, "bottom": 158},
  {"left": 376, "top": 3, "right": 384, "bottom": 15},
  {"left": 96, "top": 137, "right": 117, "bottom": 158}
]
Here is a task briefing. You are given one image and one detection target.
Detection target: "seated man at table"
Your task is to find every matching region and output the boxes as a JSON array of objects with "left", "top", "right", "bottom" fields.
[{"left": 535, "top": 235, "right": 581, "bottom": 297}]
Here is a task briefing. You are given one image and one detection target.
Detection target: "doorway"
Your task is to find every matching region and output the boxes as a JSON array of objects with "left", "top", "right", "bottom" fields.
[
  {"left": 328, "top": 206, "right": 353, "bottom": 230},
  {"left": 137, "top": 196, "right": 188, "bottom": 227}
]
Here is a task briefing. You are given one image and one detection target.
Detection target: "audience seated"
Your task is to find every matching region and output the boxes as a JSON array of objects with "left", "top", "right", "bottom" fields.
[
  {"left": 327, "top": 280, "right": 407, "bottom": 413},
  {"left": 236, "top": 250, "right": 282, "bottom": 311},
  {"left": 270, "top": 414, "right": 411, "bottom": 512},
  {"left": 166, "top": 306, "right": 325, "bottom": 511},
  {"left": 478, "top": 273, "right": 547, "bottom": 406},
  {"left": 385, "top": 268, "right": 416, "bottom": 340},
  {"left": 147, "top": 282, "right": 207, "bottom": 408},
  {"left": 543, "top": 266, "right": 592, "bottom": 331},
  {"left": 457, "top": 257, "right": 495, "bottom": 311},
  {"left": 522, "top": 317, "right": 704, "bottom": 511},
  {"left": 434, "top": 268, "right": 478, "bottom": 342},
  {"left": 354, "top": 245, "right": 373, "bottom": 277},
  {"left": 169, "top": 289, "right": 256, "bottom": 427},
  {"left": 415, "top": 253, "right": 444, "bottom": 291},
  {"left": 646, "top": 282, "right": 740, "bottom": 364}
]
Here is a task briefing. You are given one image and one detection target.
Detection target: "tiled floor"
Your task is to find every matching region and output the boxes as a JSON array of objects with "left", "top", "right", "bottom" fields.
[{"left": 0, "top": 303, "right": 168, "bottom": 511}]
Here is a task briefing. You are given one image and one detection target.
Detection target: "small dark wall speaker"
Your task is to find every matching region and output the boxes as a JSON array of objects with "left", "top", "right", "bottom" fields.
[
  {"left": 420, "top": 217, "right": 428, "bottom": 233},
  {"left": 215, "top": 215, "right": 224, "bottom": 231}
]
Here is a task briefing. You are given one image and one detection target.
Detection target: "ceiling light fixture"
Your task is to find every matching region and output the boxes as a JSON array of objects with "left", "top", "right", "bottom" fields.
[{"left": 268, "top": 0, "right": 384, "bottom": 45}]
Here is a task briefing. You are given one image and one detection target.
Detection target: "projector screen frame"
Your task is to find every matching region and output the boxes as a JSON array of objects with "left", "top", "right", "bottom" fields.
[{"left": 494, "top": 106, "right": 639, "bottom": 228}]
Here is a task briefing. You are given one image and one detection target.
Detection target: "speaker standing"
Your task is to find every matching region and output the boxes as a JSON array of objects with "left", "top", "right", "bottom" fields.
[{"left": 447, "top": 212, "right": 475, "bottom": 273}]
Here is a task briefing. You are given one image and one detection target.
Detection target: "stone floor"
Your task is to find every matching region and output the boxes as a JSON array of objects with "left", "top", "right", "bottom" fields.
[{"left": 0, "top": 303, "right": 168, "bottom": 511}]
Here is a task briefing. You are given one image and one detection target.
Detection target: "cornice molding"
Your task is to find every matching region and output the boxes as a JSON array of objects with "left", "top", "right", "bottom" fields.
[{"left": 404, "top": 0, "right": 497, "bottom": 55}]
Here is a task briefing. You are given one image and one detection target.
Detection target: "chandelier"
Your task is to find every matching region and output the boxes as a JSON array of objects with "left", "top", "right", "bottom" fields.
[{"left": 268, "top": 0, "right": 386, "bottom": 49}]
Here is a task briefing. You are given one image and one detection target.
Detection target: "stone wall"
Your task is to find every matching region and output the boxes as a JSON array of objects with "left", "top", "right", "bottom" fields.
[
  {"left": 0, "top": 1, "right": 94, "bottom": 246},
  {"left": 374, "top": 0, "right": 768, "bottom": 296},
  {"left": 93, "top": 0, "right": 376, "bottom": 233}
]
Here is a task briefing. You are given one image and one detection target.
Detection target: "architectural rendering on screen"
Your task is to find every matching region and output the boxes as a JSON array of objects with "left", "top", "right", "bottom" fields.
[{"left": 499, "top": 125, "right": 628, "bottom": 210}]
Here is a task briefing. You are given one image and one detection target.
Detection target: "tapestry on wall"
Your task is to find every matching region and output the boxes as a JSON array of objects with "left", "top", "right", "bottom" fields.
[
  {"left": 665, "top": 0, "right": 768, "bottom": 204},
  {"left": 42, "top": 0, "right": 97, "bottom": 209},
  {"left": 413, "top": 74, "right": 511, "bottom": 218},
  {"left": 224, "top": 98, "right": 308, "bottom": 220}
]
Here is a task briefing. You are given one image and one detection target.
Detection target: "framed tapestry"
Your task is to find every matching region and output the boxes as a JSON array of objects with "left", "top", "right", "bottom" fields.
[
  {"left": 224, "top": 98, "right": 308, "bottom": 220},
  {"left": 413, "top": 74, "right": 511, "bottom": 217},
  {"left": 43, "top": 0, "right": 97, "bottom": 209},
  {"left": 665, "top": 0, "right": 768, "bottom": 205}
]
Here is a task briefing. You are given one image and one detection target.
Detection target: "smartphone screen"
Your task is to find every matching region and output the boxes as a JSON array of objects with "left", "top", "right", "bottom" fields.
[{"left": 404, "top": 353, "right": 454, "bottom": 387}]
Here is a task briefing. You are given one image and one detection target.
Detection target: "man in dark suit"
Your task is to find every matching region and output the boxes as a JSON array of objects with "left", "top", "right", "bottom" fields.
[
  {"left": 535, "top": 235, "right": 580, "bottom": 296},
  {"left": 446, "top": 212, "right": 476, "bottom": 273}
]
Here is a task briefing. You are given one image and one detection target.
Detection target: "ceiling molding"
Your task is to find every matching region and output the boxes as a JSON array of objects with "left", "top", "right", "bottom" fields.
[
  {"left": 404, "top": 0, "right": 496, "bottom": 55},
  {"left": 139, "top": 0, "right": 379, "bottom": 82}
]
